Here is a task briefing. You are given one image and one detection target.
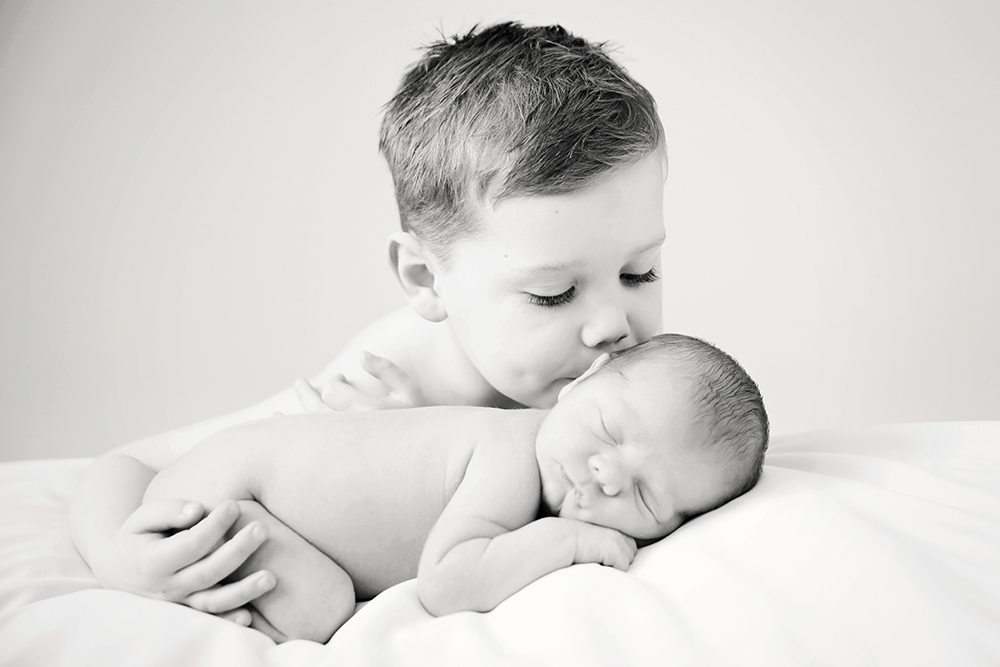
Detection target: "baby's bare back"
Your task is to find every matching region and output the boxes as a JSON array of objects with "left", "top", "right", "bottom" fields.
[
  {"left": 257, "top": 409, "right": 491, "bottom": 598},
  {"left": 148, "top": 407, "right": 521, "bottom": 599}
]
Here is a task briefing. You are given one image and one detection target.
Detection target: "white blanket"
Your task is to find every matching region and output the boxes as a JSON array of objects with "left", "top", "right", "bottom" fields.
[{"left": 1, "top": 422, "right": 998, "bottom": 666}]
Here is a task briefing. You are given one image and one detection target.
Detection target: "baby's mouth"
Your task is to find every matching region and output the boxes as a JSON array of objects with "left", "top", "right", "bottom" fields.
[
  {"left": 558, "top": 465, "right": 576, "bottom": 492},
  {"left": 558, "top": 466, "right": 590, "bottom": 510}
]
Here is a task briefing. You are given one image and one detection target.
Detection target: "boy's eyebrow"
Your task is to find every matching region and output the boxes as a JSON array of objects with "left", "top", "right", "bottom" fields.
[
  {"left": 517, "top": 259, "right": 584, "bottom": 276},
  {"left": 629, "top": 234, "right": 667, "bottom": 259},
  {"left": 515, "top": 234, "right": 667, "bottom": 276}
]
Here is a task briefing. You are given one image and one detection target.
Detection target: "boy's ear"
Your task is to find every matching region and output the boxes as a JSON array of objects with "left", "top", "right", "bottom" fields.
[{"left": 387, "top": 232, "right": 447, "bottom": 322}]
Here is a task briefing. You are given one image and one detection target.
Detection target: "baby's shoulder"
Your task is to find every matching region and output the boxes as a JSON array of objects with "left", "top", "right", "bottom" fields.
[{"left": 465, "top": 409, "right": 545, "bottom": 492}]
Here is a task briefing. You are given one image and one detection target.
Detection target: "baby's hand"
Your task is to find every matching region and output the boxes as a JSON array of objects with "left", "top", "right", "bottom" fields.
[
  {"left": 92, "top": 499, "right": 275, "bottom": 623},
  {"left": 294, "top": 351, "right": 426, "bottom": 411},
  {"left": 571, "top": 522, "right": 638, "bottom": 572}
]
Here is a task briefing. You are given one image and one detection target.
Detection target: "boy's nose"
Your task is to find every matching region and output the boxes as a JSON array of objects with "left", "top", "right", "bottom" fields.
[{"left": 581, "top": 300, "right": 630, "bottom": 349}]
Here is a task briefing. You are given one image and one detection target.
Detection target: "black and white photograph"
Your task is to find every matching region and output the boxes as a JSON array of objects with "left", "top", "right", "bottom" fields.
[{"left": 1, "top": 1, "right": 998, "bottom": 665}]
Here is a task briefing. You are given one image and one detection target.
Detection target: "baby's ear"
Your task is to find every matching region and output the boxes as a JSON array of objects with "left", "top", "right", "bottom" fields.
[{"left": 387, "top": 232, "right": 447, "bottom": 322}]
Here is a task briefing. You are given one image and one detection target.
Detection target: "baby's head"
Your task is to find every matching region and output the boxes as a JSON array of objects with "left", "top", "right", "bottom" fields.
[
  {"left": 381, "top": 22, "right": 668, "bottom": 408},
  {"left": 535, "top": 334, "right": 769, "bottom": 541}
]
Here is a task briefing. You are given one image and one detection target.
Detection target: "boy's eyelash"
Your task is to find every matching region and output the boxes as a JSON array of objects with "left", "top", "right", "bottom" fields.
[
  {"left": 620, "top": 267, "right": 659, "bottom": 286},
  {"left": 527, "top": 268, "right": 656, "bottom": 307},
  {"left": 526, "top": 286, "right": 576, "bottom": 308}
]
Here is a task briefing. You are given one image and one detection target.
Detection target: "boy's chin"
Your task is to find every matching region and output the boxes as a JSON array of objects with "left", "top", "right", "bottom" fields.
[{"left": 521, "top": 382, "right": 565, "bottom": 410}]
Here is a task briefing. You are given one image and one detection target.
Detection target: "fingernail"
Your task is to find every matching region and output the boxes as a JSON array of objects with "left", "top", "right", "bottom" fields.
[
  {"left": 181, "top": 502, "right": 198, "bottom": 516},
  {"left": 258, "top": 573, "right": 275, "bottom": 590},
  {"left": 251, "top": 524, "right": 266, "bottom": 540}
]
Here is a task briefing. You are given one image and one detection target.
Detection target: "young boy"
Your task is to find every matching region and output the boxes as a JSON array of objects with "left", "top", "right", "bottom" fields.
[
  {"left": 143, "top": 334, "right": 769, "bottom": 643},
  {"left": 70, "top": 22, "right": 670, "bottom": 622}
]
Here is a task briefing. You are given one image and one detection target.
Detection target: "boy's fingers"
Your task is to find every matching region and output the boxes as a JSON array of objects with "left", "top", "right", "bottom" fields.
[
  {"left": 184, "top": 570, "right": 275, "bottom": 615},
  {"left": 293, "top": 378, "right": 333, "bottom": 413},
  {"left": 216, "top": 607, "right": 253, "bottom": 627},
  {"left": 359, "top": 351, "right": 397, "bottom": 380},
  {"left": 247, "top": 606, "right": 288, "bottom": 643},
  {"left": 360, "top": 352, "right": 420, "bottom": 400},
  {"left": 320, "top": 377, "right": 381, "bottom": 410},
  {"left": 173, "top": 521, "right": 269, "bottom": 593},
  {"left": 157, "top": 501, "right": 242, "bottom": 572},
  {"left": 123, "top": 499, "right": 205, "bottom": 534}
]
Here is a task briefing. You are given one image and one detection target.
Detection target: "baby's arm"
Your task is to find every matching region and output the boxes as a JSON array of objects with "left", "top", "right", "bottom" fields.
[
  {"left": 417, "top": 437, "right": 637, "bottom": 616},
  {"left": 144, "top": 420, "right": 356, "bottom": 643}
]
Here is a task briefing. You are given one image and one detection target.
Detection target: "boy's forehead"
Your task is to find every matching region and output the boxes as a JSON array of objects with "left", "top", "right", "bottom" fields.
[
  {"left": 486, "top": 150, "right": 666, "bottom": 217},
  {"left": 450, "top": 153, "right": 666, "bottom": 264}
]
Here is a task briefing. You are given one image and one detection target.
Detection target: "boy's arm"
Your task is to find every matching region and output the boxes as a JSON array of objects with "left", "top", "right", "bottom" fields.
[
  {"left": 143, "top": 421, "right": 356, "bottom": 642},
  {"left": 68, "top": 307, "right": 431, "bottom": 613},
  {"left": 303, "top": 307, "right": 505, "bottom": 412},
  {"left": 416, "top": 441, "right": 637, "bottom": 617},
  {"left": 69, "top": 385, "right": 310, "bottom": 612}
]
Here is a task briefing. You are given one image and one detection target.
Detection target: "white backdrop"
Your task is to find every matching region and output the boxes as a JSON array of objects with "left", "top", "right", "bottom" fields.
[{"left": 1, "top": 0, "right": 998, "bottom": 461}]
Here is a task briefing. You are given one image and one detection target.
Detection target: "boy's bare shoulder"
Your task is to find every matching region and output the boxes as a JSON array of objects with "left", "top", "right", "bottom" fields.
[
  {"left": 311, "top": 307, "right": 423, "bottom": 384},
  {"left": 312, "top": 308, "right": 505, "bottom": 408}
]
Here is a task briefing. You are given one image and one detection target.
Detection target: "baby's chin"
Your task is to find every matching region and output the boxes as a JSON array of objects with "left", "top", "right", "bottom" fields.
[{"left": 538, "top": 480, "right": 567, "bottom": 517}]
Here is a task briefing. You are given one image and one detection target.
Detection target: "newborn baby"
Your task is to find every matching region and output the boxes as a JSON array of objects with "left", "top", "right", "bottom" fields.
[{"left": 144, "top": 333, "right": 768, "bottom": 642}]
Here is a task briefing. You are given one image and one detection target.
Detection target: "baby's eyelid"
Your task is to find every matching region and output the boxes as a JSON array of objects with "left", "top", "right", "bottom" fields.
[
  {"left": 597, "top": 412, "right": 620, "bottom": 446},
  {"left": 636, "top": 484, "right": 652, "bottom": 516}
]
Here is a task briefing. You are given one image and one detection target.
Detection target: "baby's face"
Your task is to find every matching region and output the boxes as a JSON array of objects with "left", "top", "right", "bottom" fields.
[
  {"left": 534, "top": 360, "right": 735, "bottom": 540},
  {"left": 431, "top": 151, "right": 666, "bottom": 409}
]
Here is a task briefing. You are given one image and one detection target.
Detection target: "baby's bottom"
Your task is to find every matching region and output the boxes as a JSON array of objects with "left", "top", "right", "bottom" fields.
[{"left": 231, "top": 501, "right": 355, "bottom": 643}]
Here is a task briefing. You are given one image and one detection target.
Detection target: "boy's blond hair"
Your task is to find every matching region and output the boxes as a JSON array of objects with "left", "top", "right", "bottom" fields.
[{"left": 379, "top": 22, "right": 664, "bottom": 262}]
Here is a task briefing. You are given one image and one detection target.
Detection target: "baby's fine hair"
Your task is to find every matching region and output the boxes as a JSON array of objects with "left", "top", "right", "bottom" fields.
[
  {"left": 605, "top": 334, "right": 770, "bottom": 510},
  {"left": 379, "top": 21, "right": 664, "bottom": 261}
]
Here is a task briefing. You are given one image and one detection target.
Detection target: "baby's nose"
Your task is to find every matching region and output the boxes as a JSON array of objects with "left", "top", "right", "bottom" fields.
[{"left": 588, "top": 454, "right": 623, "bottom": 496}]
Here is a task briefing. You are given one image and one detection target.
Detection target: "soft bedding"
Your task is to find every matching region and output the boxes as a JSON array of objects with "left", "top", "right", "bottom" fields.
[{"left": 1, "top": 421, "right": 998, "bottom": 666}]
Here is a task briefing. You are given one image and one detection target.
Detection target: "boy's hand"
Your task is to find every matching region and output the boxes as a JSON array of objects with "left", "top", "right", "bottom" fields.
[
  {"left": 295, "top": 352, "right": 426, "bottom": 411},
  {"left": 92, "top": 499, "right": 275, "bottom": 620},
  {"left": 571, "top": 522, "right": 638, "bottom": 572}
]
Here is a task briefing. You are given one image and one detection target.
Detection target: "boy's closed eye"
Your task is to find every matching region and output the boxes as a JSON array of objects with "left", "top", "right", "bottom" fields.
[
  {"left": 620, "top": 267, "right": 659, "bottom": 287},
  {"left": 525, "top": 267, "right": 659, "bottom": 308},
  {"left": 526, "top": 286, "right": 575, "bottom": 308}
]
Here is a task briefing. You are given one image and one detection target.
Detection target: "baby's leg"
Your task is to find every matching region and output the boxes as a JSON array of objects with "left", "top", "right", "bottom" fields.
[{"left": 231, "top": 500, "right": 355, "bottom": 643}]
